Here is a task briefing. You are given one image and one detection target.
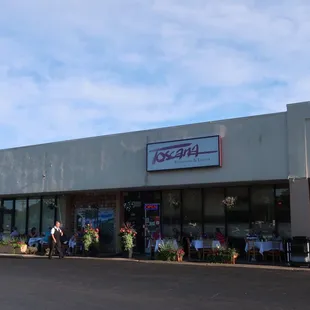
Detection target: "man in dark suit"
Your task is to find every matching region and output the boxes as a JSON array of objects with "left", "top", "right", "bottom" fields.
[{"left": 49, "top": 221, "right": 64, "bottom": 259}]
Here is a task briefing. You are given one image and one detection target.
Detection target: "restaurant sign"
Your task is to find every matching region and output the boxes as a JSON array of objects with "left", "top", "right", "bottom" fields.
[{"left": 146, "top": 135, "right": 222, "bottom": 172}]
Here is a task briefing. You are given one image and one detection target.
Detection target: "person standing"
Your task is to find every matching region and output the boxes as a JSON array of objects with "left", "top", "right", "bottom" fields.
[{"left": 49, "top": 221, "right": 64, "bottom": 259}]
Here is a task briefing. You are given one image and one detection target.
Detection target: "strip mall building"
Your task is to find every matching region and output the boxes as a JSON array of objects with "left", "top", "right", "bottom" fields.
[{"left": 0, "top": 101, "right": 310, "bottom": 253}]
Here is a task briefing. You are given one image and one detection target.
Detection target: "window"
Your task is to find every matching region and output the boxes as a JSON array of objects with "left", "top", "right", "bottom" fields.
[
  {"left": 226, "top": 187, "right": 250, "bottom": 238},
  {"left": 57, "top": 196, "right": 67, "bottom": 228},
  {"left": 275, "top": 186, "right": 291, "bottom": 238},
  {"left": 2, "top": 200, "right": 13, "bottom": 234},
  {"left": 27, "top": 198, "right": 41, "bottom": 233},
  {"left": 42, "top": 198, "right": 55, "bottom": 232},
  {"left": 182, "top": 189, "right": 202, "bottom": 237},
  {"left": 161, "top": 190, "right": 181, "bottom": 238},
  {"left": 251, "top": 186, "right": 275, "bottom": 236},
  {"left": 203, "top": 188, "right": 225, "bottom": 237},
  {"left": 15, "top": 200, "right": 27, "bottom": 234}
]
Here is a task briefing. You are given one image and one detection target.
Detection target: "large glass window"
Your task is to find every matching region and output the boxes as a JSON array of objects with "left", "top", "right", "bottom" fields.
[
  {"left": 2, "top": 200, "right": 13, "bottom": 234},
  {"left": 15, "top": 199, "right": 27, "bottom": 235},
  {"left": 42, "top": 198, "right": 55, "bottom": 233},
  {"left": 203, "top": 188, "right": 225, "bottom": 237},
  {"left": 275, "top": 186, "right": 291, "bottom": 238},
  {"left": 27, "top": 198, "right": 41, "bottom": 234},
  {"left": 227, "top": 187, "right": 250, "bottom": 238},
  {"left": 251, "top": 186, "right": 275, "bottom": 236},
  {"left": 182, "top": 189, "right": 202, "bottom": 238},
  {"left": 162, "top": 190, "right": 181, "bottom": 238}
]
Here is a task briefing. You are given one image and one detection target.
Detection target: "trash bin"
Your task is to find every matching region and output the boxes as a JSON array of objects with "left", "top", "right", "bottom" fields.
[{"left": 287, "top": 236, "right": 310, "bottom": 267}]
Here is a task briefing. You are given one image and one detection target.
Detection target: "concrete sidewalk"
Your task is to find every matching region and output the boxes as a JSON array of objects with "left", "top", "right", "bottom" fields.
[{"left": 0, "top": 253, "right": 308, "bottom": 272}]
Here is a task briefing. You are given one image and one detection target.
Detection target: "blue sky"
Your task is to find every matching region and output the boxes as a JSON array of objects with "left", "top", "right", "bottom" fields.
[{"left": 0, "top": 0, "right": 310, "bottom": 148}]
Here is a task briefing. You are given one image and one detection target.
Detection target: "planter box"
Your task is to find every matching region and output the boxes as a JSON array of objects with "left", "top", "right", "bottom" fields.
[{"left": 0, "top": 245, "right": 15, "bottom": 254}]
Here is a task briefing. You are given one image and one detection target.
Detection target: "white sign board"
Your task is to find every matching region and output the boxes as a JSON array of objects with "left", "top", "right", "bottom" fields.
[{"left": 146, "top": 136, "right": 222, "bottom": 172}]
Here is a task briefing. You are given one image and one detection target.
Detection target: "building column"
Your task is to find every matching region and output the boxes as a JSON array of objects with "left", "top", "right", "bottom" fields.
[
  {"left": 115, "top": 191, "right": 123, "bottom": 253},
  {"left": 290, "top": 178, "right": 310, "bottom": 237}
]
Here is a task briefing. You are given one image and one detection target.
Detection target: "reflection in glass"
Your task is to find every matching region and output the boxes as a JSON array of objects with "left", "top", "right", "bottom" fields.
[
  {"left": 15, "top": 200, "right": 27, "bottom": 234},
  {"left": 2, "top": 200, "right": 13, "bottom": 234},
  {"left": 57, "top": 196, "right": 67, "bottom": 228},
  {"left": 182, "top": 189, "right": 202, "bottom": 237},
  {"left": 251, "top": 186, "right": 275, "bottom": 235},
  {"left": 276, "top": 186, "right": 291, "bottom": 238},
  {"left": 162, "top": 190, "right": 181, "bottom": 238},
  {"left": 42, "top": 198, "right": 55, "bottom": 232},
  {"left": 226, "top": 187, "right": 250, "bottom": 238},
  {"left": 28, "top": 198, "right": 41, "bottom": 233},
  {"left": 203, "top": 188, "right": 225, "bottom": 237}
]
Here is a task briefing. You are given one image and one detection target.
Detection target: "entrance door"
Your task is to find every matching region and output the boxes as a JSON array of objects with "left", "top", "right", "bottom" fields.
[
  {"left": 144, "top": 203, "right": 161, "bottom": 250},
  {"left": 98, "top": 208, "right": 115, "bottom": 252},
  {"left": 75, "top": 207, "right": 116, "bottom": 253}
]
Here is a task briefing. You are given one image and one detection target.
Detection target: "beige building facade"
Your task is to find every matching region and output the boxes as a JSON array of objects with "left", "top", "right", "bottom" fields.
[{"left": 0, "top": 101, "right": 310, "bottom": 252}]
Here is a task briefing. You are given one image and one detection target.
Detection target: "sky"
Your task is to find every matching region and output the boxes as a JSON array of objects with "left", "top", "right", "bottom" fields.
[{"left": 0, "top": 0, "right": 310, "bottom": 149}]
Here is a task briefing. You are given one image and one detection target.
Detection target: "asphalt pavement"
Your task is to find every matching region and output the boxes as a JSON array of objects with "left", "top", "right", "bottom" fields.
[{"left": 0, "top": 258, "right": 309, "bottom": 309}]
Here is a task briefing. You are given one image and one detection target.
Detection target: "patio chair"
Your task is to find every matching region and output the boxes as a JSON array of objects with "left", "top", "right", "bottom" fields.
[
  {"left": 186, "top": 238, "right": 199, "bottom": 261},
  {"left": 266, "top": 241, "right": 282, "bottom": 264},
  {"left": 74, "top": 237, "right": 84, "bottom": 256},
  {"left": 202, "top": 239, "right": 214, "bottom": 260},
  {"left": 246, "top": 240, "right": 259, "bottom": 262}
]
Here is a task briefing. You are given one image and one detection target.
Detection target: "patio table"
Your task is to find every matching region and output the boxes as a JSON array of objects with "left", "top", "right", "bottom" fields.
[
  {"left": 244, "top": 241, "right": 284, "bottom": 255},
  {"left": 191, "top": 240, "right": 221, "bottom": 250}
]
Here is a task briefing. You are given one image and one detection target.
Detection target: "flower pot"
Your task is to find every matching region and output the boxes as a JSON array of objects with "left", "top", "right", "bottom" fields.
[
  {"left": 232, "top": 253, "right": 239, "bottom": 264},
  {"left": 15, "top": 245, "right": 28, "bottom": 254},
  {"left": 177, "top": 256, "right": 183, "bottom": 262},
  {"left": 123, "top": 248, "right": 133, "bottom": 259}
]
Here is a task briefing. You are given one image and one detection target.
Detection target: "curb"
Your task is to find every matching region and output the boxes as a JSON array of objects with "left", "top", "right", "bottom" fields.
[{"left": 0, "top": 254, "right": 309, "bottom": 272}]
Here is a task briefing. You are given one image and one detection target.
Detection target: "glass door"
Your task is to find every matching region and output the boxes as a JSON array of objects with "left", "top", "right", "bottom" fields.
[
  {"left": 144, "top": 203, "right": 161, "bottom": 249},
  {"left": 75, "top": 207, "right": 116, "bottom": 253},
  {"left": 98, "top": 208, "right": 115, "bottom": 253}
]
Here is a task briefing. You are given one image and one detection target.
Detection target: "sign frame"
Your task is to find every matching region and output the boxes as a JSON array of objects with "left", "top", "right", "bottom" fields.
[{"left": 146, "top": 135, "right": 222, "bottom": 172}]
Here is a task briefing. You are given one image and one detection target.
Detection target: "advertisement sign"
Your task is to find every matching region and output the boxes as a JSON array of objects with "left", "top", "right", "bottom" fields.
[
  {"left": 144, "top": 203, "right": 159, "bottom": 211},
  {"left": 146, "top": 135, "right": 221, "bottom": 172}
]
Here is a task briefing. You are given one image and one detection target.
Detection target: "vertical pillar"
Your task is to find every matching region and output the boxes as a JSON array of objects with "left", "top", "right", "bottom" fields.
[
  {"left": 290, "top": 178, "right": 310, "bottom": 237},
  {"left": 115, "top": 191, "right": 123, "bottom": 253}
]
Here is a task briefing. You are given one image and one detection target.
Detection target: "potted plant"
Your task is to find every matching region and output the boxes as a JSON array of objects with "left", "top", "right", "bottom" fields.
[
  {"left": 11, "top": 237, "right": 28, "bottom": 254},
  {"left": 119, "top": 222, "right": 136, "bottom": 258},
  {"left": 83, "top": 224, "right": 100, "bottom": 256},
  {"left": 176, "top": 248, "right": 185, "bottom": 262}
]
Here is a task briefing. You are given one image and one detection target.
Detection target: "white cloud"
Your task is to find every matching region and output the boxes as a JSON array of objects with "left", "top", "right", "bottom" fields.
[{"left": 0, "top": 0, "right": 310, "bottom": 148}]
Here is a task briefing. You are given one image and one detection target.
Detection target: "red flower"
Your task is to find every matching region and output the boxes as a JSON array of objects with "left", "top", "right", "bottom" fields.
[
  {"left": 85, "top": 230, "right": 88, "bottom": 233},
  {"left": 95, "top": 228, "right": 99, "bottom": 233}
]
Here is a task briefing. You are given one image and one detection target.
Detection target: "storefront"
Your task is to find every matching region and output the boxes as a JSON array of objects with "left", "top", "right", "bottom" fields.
[
  {"left": 0, "top": 101, "right": 310, "bottom": 253},
  {"left": 123, "top": 185, "right": 290, "bottom": 253}
]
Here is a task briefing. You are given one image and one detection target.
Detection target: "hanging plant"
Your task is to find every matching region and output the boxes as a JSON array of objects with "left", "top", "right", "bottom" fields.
[
  {"left": 124, "top": 201, "right": 134, "bottom": 212},
  {"left": 168, "top": 193, "right": 180, "bottom": 209},
  {"left": 222, "top": 196, "right": 237, "bottom": 210}
]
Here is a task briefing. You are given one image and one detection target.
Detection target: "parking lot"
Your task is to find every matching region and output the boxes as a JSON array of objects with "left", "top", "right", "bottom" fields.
[{"left": 0, "top": 258, "right": 309, "bottom": 309}]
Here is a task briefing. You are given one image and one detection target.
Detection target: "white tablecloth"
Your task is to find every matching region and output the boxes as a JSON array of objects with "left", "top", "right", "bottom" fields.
[
  {"left": 152, "top": 239, "right": 178, "bottom": 252},
  {"left": 245, "top": 241, "right": 284, "bottom": 255},
  {"left": 191, "top": 240, "right": 221, "bottom": 250},
  {"left": 69, "top": 240, "right": 76, "bottom": 248},
  {"left": 28, "top": 237, "right": 44, "bottom": 247}
]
